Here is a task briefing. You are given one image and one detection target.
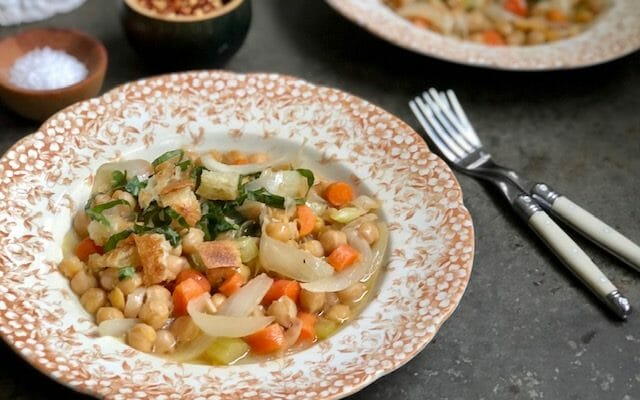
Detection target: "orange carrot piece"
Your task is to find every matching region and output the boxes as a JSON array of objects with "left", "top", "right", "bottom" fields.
[
  {"left": 218, "top": 272, "right": 245, "bottom": 297},
  {"left": 244, "top": 323, "right": 286, "bottom": 354},
  {"left": 482, "top": 30, "right": 506, "bottom": 46},
  {"left": 296, "top": 205, "right": 316, "bottom": 237},
  {"left": 172, "top": 278, "right": 206, "bottom": 316},
  {"left": 409, "top": 16, "right": 430, "bottom": 29},
  {"left": 75, "top": 238, "right": 102, "bottom": 262},
  {"left": 297, "top": 312, "right": 317, "bottom": 344},
  {"left": 546, "top": 9, "right": 567, "bottom": 22},
  {"left": 262, "top": 279, "right": 301, "bottom": 306},
  {"left": 327, "top": 244, "right": 360, "bottom": 272},
  {"left": 176, "top": 269, "right": 211, "bottom": 293},
  {"left": 323, "top": 182, "right": 355, "bottom": 207},
  {"left": 503, "top": 0, "right": 527, "bottom": 16}
]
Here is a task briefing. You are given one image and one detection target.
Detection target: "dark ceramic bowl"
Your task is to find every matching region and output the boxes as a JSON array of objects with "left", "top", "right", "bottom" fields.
[{"left": 119, "top": 0, "right": 251, "bottom": 69}]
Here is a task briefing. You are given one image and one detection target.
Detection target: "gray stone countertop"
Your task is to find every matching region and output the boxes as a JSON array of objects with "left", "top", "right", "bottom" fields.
[{"left": 0, "top": 1, "right": 639, "bottom": 399}]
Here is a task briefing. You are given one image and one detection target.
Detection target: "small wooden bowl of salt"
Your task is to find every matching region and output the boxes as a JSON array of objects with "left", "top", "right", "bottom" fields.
[{"left": 0, "top": 28, "right": 107, "bottom": 121}]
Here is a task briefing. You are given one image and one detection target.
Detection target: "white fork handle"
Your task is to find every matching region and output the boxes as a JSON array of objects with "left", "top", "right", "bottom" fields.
[
  {"left": 527, "top": 211, "right": 630, "bottom": 319},
  {"left": 532, "top": 184, "right": 640, "bottom": 272}
]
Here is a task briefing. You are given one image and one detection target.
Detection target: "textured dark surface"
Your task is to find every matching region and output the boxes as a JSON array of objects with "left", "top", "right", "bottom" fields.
[{"left": 0, "top": 1, "right": 639, "bottom": 399}]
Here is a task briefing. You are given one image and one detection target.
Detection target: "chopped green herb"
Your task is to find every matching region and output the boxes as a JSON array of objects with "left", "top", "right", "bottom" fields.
[
  {"left": 152, "top": 149, "right": 184, "bottom": 167},
  {"left": 296, "top": 169, "right": 315, "bottom": 191},
  {"left": 103, "top": 229, "right": 133, "bottom": 252},
  {"left": 177, "top": 159, "right": 192, "bottom": 171},
  {"left": 85, "top": 199, "right": 130, "bottom": 226},
  {"left": 124, "top": 176, "right": 148, "bottom": 196},
  {"left": 197, "top": 200, "right": 242, "bottom": 241},
  {"left": 133, "top": 224, "right": 182, "bottom": 247},
  {"left": 111, "top": 170, "right": 127, "bottom": 189},
  {"left": 118, "top": 266, "right": 136, "bottom": 281},
  {"left": 247, "top": 188, "right": 285, "bottom": 209},
  {"left": 164, "top": 207, "right": 190, "bottom": 228},
  {"left": 192, "top": 166, "right": 206, "bottom": 190},
  {"left": 140, "top": 202, "right": 188, "bottom": 228}
]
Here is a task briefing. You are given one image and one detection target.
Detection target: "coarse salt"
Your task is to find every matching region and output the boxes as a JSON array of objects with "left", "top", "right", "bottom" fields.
[{"left": 9, "top": 47, "right": 88, "bottom": 90}]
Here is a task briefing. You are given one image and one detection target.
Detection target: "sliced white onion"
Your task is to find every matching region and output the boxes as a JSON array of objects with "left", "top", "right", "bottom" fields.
[
  {"left": 217, "top": 273, "right": 273, "bottom": 317},
  {"left": 187, "top": 293, "right": 274, "bottom": 338},
  {"left": 200, "top": 153, "right": 294, "bottom": 175},
  {"left": 284, "top": 318, "right": 303, "bottom": 347},
  {"left": 301, "top": 222, "right": 388, "bottom": 292},
  {"left": 350, "top": 195, "right": 380, "bottom": 212},
  {"left": 165, "top": 333, "right": 215, "bottom": 362},
  {"left": 343, "top": 213, "right": 378, "bottom": 231},
  {"left": 98, "top": 318, "right": 138, "bottom": 337},
  {"left": 328, "top": 207, "right": 366, "bottom": 224},
  {"left": 244, "top": 170, "right": 309, "bottom": 199},
  {"left": 124, "top": 287, "right": 146, "bottom": 318},
  {"left": 92, "top": 159, "right": 153, "bottom": 194},
  {"left": 259, "top": 232, "right": 334, "bottom": 282}
]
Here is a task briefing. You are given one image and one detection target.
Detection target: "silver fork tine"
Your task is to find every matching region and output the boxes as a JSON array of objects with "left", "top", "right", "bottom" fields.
[
  {"left": 445, "top": 90, "right": 482, "bottom": 147},
  {"left": 414, "top": 97, "right": 468, "bottom": 160},
  {"left": 427, "top": 88, "right": 474, "bottom": 143},
  {"left": 421, "top": 92, "right": 475, "bottom": 154},
  {"left": 409, "top": 100, "right": 460, "bottom": 162}
]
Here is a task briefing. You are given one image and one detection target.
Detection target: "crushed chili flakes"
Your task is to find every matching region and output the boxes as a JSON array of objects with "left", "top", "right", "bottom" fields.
[{"left": 135, "top": 0, "right": 231, "bottom": 17}]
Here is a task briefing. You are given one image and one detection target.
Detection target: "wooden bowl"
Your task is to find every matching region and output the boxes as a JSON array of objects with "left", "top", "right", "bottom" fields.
[
  {"left": 119, "top": 0, "right": 251, "bottom": 69},
  {"left": 0, "top": 28, "right": 107, "bottom": 121}
]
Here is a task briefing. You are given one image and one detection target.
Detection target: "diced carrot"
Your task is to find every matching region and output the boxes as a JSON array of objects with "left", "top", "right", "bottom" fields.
[
  {"left": 297, "top": 312, "right": 317, "bottom": 344},
  {"left": 327, "top": 244, "right": 360, "bottom": 272},
  {"left": 296, "top": 205, "right": 316, "bottom": 237},
  {"left": 224, "top": 150, "right": 249, "bottom": 165},
  {"left": 546, "top": 9, "right": 567, "bottom": 22},
  {"left": 75, "top": 238, "right": 103, "bottom": 262},
  {"left": 244, "top": 323, "right": 286, "bottom": 354},
  {"left": 218, "top": 272, "right": 245, "bottom": 297},
  {"left": 176, "top": 269, "right": 211, "bottom": 293},
  {"left": 323, "top": 182, "right": 355, "bottom": 207},
  {"left": 482, "top": 30, "right": 506, "bottom": 46},
  {"left": 409, "top": 16, "right": 430, "bottom": 29},
  {"left": 503, "top": 0, "right": 527, "bottom": 16},
  {"left": 262, "top": 279, "right": 301, "bottom": 306},
  {"left": 172, "top": 278, "right": 206, "bottom": 316}
]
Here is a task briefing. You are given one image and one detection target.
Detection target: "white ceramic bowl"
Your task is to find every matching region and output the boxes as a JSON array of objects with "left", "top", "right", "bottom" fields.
[{"left": 0, "top": 71, "right": 474, "bottom": 399}]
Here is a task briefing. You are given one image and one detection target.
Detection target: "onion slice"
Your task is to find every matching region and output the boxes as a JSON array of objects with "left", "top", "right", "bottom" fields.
[
  {"left": 217, "top": 273, "right": 273, "bottom": 317},
  {"left": 98, "top": 318, "right": 138, "bottom": 337},
  {"left": 301, "top": 222, "right": 388, "bottom": 292},
  {"left": 200, "top": 153, "right": 293, "bottom": 176},
  {"left": 187, "top": 293, "right": 274, "bottom": 337},
  {"left": 259, "top": 233, "right": 334, "bottom": 282},
  {"left": 92, "top": 159, "right": 153, "bottom": 194}
]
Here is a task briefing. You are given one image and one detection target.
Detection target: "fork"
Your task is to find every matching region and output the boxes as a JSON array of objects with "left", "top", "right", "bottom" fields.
[{"left": 409, "top": 88, "right": 638, "bottom": 319}]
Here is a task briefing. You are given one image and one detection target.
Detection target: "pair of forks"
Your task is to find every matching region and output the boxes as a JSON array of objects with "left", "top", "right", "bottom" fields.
[{"left": 410, "top": 89, "right": 640, "bottom": 319}]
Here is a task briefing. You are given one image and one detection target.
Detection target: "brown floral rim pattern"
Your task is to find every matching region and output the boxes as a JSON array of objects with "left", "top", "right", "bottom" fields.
[{"left": 0, "top": 71, "right": 474, "bottom": 399}]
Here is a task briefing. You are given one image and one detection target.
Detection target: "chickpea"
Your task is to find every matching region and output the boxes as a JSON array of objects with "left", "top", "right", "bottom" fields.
[
  {"left": 80, "top": 288, "right": 107, "bottom": 313},
  {"left": 267, "top": 296, "right": 297, "bottom": 327},
  {"left": 71, "top": 269, "right": 97, "bottom": 295},
  {"left": 319, "top": 230, "right": 347, "bottom": 254},
  {"left": 266, "top": 222, "right": 296, "bottom": 242},
  {"left": 495, "top": 21, "right": 513, "bottom": 37},
  {"left": 167, "top": 255, "right": 188, "bottom": 277},
  {"left": 527, "top": 30, "right": 546, "bottom": 45},
  {"left": 99, "top": 268, "right": 120, "bottom": 291},
  {"left": 112, "top": 190, "right": 136, "bottom": 208},
  {"left": 238, "top": 264, "right": 252, "bottom": 281},
  {"left": 95, "top": 307, "right": 124, "bottom": 324},
  {"left": 325, "top": 304, "right": 350, "bottom": 323},
  {"left": 117, "top": 272, "right": 142, "bottom": 295},
  {"left": 300, "top": 289, "right": 325, "bottom": 314},
  {"left": 170, "top": 244, "right": 183, "bottom": 256},
  {"left": 146, "top": 285, "right": 172, "bottom": 304},
  {"left": 301, "top": 240, "right": 324, "bottom": 257},
  {"left": 93, "top": 193, "right": 112, "bottom": 205},
  {"left": 138, "top": 299, "right": 170, "bottom": 330},
  {"left": 108, "top": 287, "right": 126, "bottom": 311},
  {"left": 73, "top": 210, "right": 90, "bottom": 237},
  {"left": 337, "top": 283, "right": 367, "bottom": 305},
  {"left": 506, "top": 30, "right": 526, "bottom": 46},
  {"left": 252, "top": 304, "right": 266, "bottom": 317},
  {"left": 153, "top": 330, "right": 176, "bottom": 354},
  {"left": 312, "top": 217, "right": 325, "bottom": 234},
  {"left": 325, "top": 292, "right": 340, "bottom": 309},
  {"left": 127, "top": 323, "right": 157, "bottom": 353},
  {"left": 357, "top": 222, "right": 380, "bottom": 245},
  {"left": 59, "top": 256, "right": 84, "bottom": 279},
  {"left": 170, "top": 316, "right": 200, "bottom": 343},
  {"left": 211, "top": 293, "right": 227, "bottom": 309}
]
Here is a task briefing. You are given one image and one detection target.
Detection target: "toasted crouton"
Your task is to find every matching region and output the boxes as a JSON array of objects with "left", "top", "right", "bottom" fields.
[
  {"left": 195, "top": 240, "right": 241, "bottom": 270},
  {"left": 205, "top": 267, "right": 236, "bottom": 288},
  {"left": 196, "top": 170, "right": 239, "bottom": 201},
  {"left": 134, "top": 233, "right": 184, "bottom": 285},
  {"left": 160, "top": 187, "right": 202, "bottom": 226}
]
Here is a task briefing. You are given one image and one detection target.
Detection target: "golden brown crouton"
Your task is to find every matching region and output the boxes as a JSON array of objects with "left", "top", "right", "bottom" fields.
[
  {"left": 196, "top": 240, "right": 241, "bottom": 270},
  {"left": 134, "top": 234, "right": 185, "bottom": 285},
  {"left": 205, "top": 267, "right": 236, "bottom": 288},
  {"left": 160, "top": 187, "right": 201, "bottom": 227}
]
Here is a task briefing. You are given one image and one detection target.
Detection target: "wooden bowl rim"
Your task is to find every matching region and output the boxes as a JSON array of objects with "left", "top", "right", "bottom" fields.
[
  {"left": 0, "top": 28, "right": 108, "bottom": 97},
  {"left": 123, "top": 0, "right": 247, "bottom": 23}
]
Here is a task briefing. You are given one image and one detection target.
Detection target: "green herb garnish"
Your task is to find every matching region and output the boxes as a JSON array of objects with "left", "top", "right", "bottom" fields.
[
  {"left": 111, "top": 170, "right": 127, "bottom": 189},
  {"left": 118, "top": 266, "right": 136, "bottom": 281},
  {"left": 85, "top": 199, "right": 130, "bottom": 226},
  {"left": 296, "top": 168, "right": 315, "bottom": 191},
  {"left": 124, "top": 176, "right": 148, "bottom": 196},
  {"left": 152, "top": 149, "right": 184, "bottom": 167},
  {"left": 247, "top": 188, "right": 285, "bottom": 209},
  {"left": 103, "top": 229, "right": 134, "bottom": 252},
  {"left": 177, "top": 159, "right": 192, "bottom": 171}
]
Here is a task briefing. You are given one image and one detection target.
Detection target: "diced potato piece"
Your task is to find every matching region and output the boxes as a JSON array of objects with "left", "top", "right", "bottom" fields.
[
  {"left": 203, "top": 337, "right": 250, "bottom": 365},
  {"left": 195, "top": 240, "right": 241, "bottom": 270},
  {"left": 160, "top": 186, "right": 201, "bottom": 226},
  {"left": 196, "top": 170, "right": 239, "bottom": 201}
]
